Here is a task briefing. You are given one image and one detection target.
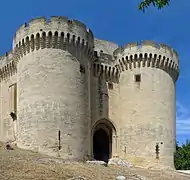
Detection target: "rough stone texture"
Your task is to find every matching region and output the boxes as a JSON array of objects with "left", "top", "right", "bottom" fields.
[
  {"left": 116, "top": 176, "right": 126, "bottom": 180},
  {"left": 86, "top": 160, "right": 107, "bottom": 166},
  {"left": 13, "top": 16, "right": 94, "bottom": 49},
  {"left": 0, "top": 16, "right": 179, "bottom": 170},
  {"left": 17, "top": 49, "right": 90, "bottom": 160},
  {"left": 108, "top": 158, "right": 133, "bottom": 167},
  {"left": 117, "top": 68, "right": 176, "bottom": 167},
  {"left": 94, "top": 38, "right": 119, "bottom": 55},
  {"left": 0, "top": 73, "right": 17, "bottom": 143}
]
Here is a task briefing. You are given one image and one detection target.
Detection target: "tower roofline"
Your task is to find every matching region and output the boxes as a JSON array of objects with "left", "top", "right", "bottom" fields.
[
  {"left": 13, "top": 16, "right": 94, "bottom": 48},
  {"left": 113, "top": 40, "right": 178, "bottom": 65},
  {"left": 113, "top": 40, "right": 179, "bottom": 82}
]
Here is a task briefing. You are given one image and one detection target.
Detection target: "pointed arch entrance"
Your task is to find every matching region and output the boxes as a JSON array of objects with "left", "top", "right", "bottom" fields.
[{"left": 92, "top": 119, "right": 117, "bottom": 163}]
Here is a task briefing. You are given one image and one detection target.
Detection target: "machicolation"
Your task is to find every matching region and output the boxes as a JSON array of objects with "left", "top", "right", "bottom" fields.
[{"left": 0, "top": 16, "right": 179, "bottom": 170}]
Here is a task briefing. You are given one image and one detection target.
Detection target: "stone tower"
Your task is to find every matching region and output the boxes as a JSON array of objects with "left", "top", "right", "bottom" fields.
[
  {"left": 13, "top": 17, "right": 94, "bottom": 159},
  {"left": 112, "top": 41, "right": 179, "bottom": 168},
  {"left": 0, "top": 16, "right": 179, "bottom": 170}
]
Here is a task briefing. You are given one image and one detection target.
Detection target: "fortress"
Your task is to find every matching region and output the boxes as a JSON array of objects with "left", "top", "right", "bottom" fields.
[{"left": 0, "top": 16, "right": 179, "bottom": 169}]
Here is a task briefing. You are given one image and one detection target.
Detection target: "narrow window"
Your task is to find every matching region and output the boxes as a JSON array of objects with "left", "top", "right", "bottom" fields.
[
  {"left": 135, "top": 74, "right": 141, "bottom": 82},
  {"left": 58, "top": 130, "right": 61, "bottom": 150},
  {"left": 80, "top": 65, "right": 85, "bottom": 74},
  {"left": 108, "top": 82, "right": 113, "bottom": 90},
  {"left": 155, "top": 143, "right": 160, "bottom": 159}
]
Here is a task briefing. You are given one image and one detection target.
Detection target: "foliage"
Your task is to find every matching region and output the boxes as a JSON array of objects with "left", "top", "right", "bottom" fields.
[
  {"left": 138, "top": 0, "right": 170, "bottom": 12},
  {"left": 174, "top": 140, "right": 190, "bottom": 170}
]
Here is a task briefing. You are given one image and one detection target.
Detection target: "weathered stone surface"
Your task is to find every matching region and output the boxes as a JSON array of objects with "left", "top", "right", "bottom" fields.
[
  {"left": 116, "top": 175, "right": 126, "bottom": 180},
  {"left": 86, "top": 160, "right": 107, "bottom": 166},
  {"left": 0, "top": 16, "right": 179, "bottom": 170},
  {"left": 108, "top": 158, "right": 133, "bottom": 167}
]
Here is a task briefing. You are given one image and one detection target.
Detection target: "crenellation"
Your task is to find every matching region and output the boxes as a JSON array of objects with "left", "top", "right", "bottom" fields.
[
  {"left": 114, "top": 41, "right": 179, "bottom": 82},
  {"left": 141, "top": 40, "right": 157, "bottom": 48},
  {"left": 97, "top": 52, "right": 115, "bottom": 65},
  {"left": 92, "top": 62, "right": 120, "bottom": 83},
  {"left": 72, "top": 19, "right": 86, "bottom": 29},
  {"left": 0, "top": 59, "right": 17, "bottom": 81},
  {"left": 0, "top": 16, "right": 179, "bottom": 170},
  {"left": 50, "top": 16, "right": 68, "bottom": 23},
  {"left": 123, "top": 42, "right": 138, "bottom": 49},
  {"left": 28, "top": 16, "right": 46, "bottom": 26},
  {"left": 13, "top": 30, "right": 94, "bottom": 63},
  {"left": 13, "top": 16, "right": 94, "bottom": 49},
  {"left": 114, "top": 41, "right": 178, "bottom": 65}
]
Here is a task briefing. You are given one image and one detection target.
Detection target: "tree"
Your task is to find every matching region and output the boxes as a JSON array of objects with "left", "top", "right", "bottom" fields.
[
  {"left": 139, "top": 0, "right": 170, "bottom": 12},
  {"left": 174, "top": 140, "right": 190, "bottom": 170}
]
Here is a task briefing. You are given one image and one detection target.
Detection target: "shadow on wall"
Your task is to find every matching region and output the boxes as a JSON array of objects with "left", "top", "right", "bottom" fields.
[
  {"left": 91, "top": 69, "right": 117, "bottom": 162},
  {"left": 98, "top": 75, "right": 109, "bottom": 119}
]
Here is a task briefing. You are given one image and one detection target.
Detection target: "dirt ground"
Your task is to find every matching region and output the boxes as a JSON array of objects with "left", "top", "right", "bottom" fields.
[{"left": 0, "top": 142, "right": 189, "bottom": 180}]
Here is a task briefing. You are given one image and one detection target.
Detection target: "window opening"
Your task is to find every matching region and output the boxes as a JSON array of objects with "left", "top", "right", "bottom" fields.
[
  {"left": 80, "top": 65, "right": 85, "bottom": 74},
  {"left": 135, "top": 74, "right": 141, "bottom": 82},
  {"left": 108, "top": 82, "right": 113, "bottom": 90}
]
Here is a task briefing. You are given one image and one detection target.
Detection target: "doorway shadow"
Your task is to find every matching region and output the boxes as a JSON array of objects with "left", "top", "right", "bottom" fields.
[{"left": 93, "top": 128, "right": 109, "bottom": 162}]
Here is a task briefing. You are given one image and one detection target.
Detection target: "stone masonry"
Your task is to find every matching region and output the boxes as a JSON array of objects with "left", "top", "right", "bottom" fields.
[{"left": 0, "top": 16, "right": 179, "bottom": 169}]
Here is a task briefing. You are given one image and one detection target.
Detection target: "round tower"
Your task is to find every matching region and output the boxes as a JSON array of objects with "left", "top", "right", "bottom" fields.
[
  {"left": 113, "top": 41, "right": 179, "bottom": 169},
  {"left": 13, "top": 16, "right": 94, "bottom": 160}
]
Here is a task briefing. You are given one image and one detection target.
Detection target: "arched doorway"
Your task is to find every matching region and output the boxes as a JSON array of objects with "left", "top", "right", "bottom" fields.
[
  {"left": 92, "top": 119, "right": 117, "bottom": 163},
  {"left": 93, "top": 128, "right": 109, "bottom": 162}
]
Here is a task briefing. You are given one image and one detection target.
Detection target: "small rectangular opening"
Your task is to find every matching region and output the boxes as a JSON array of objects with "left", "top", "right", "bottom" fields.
[
  {"left": 108, "top": 82, "right": 113, "bottom": 90},
  {"left": 135, "top": 74, "right": 141, "bottom": 82},
  {"left": 80, "top": 65, "right": 85, "bottom": 74}
]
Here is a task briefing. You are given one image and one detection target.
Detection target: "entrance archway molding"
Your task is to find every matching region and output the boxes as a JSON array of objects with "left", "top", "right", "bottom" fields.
[{"left": 91, "top": 118, "right": 118, "bottom": 160}]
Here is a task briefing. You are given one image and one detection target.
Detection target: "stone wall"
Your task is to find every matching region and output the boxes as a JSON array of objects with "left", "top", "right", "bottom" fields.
[
  {"left": 0, "top": 51, "right": 17, "bottom": 143},
  {"left": 0, "top": 16, "right": 179, "bottom": 169},
  {"left": 94, "top": 38, "right": 118, "bottom": 55},
  {"left": 113, "top": 41, "right": 178, "bottom": 168},
  {"left": 13, "top": 16, "right": 94, "bottom": 159}
]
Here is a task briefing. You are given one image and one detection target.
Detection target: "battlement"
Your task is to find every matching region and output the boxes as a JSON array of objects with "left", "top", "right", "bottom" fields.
[
  {"left": 0, "top": 50, "right": 14, "bottom": 67},
  {"left": 13, "top": 16, "right": 94, "bottom": 50},
  {"left": 113, "top": 40, "right": 179, "bottom": 81},
  {"left": 0, "top": 50, "right": 17, "bottom": 81},
  {"left": 92, "top": 62, "right": 120, "bottom": 83},
  {"left": 113, "top": 40, "right": 178, "bottom": 65},
  {"left": 13, "top": 17, "right": 95, "bottom": 61},
  {"left": 114, "top": 40, "right": 179, "bottom": 66},
  {"left": 94, "top": 50, "right": 115, "bottom": 65}
]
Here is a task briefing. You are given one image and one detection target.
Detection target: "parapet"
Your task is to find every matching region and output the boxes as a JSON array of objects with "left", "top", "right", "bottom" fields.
[
  {"left": 0, "top": 50, "right": 17, "bottom": 81},
  {"left": 94, "top": 50, "right": 115, "bottom": 65},
  {"left": 92, "top": 62, "right": 120, "bottom": 83},
  {"left": 13, "top": 16, "right": 95, "bottom": 61},
  {"left": 113, "top": 40, "right": 179, "bottom": 81},
  {"left": 113, "top": 40, "right": 178, "bottom": 65},
  {"left": 94, "top": 38, "right": 119, "bottom": 55},
  {"left": 0, "top": 50, "right": 13, "bottom": 66},
  {"left": 13, "top": 16, "right": 94, "bottom": 50}
]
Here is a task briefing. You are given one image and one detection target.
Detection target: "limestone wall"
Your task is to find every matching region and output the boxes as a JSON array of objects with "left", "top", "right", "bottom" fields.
[
  {"left": 13, "top": 16, "right": 94, "bottom": 49},
  {"left": 94, "top": 38, "right": 118, "bottom": 55},
  {"left": 93, "top": 38, "right": 118, "bottom": 65},
  {"left": 14, "top": 16, "right": 94, "bottom": 160},
  {"left": 90, "top": 60, "right": 120, "bottom": 158},
  {"left": 91, "top": 62, "right": 119, "bottom": 122},
  {"left": 0, "top": 17, "right": 180, "bottom": 169},
  {"left": 113, "top": 41, "right": 179, "bottom": 168},
  {"left": 0, "top": 52, "right": 17, "bottom": 142}
]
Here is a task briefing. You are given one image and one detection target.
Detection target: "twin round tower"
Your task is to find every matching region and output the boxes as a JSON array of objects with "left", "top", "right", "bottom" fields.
[{"left": 0, "top": 16, "right": 179, "bottom": 169}]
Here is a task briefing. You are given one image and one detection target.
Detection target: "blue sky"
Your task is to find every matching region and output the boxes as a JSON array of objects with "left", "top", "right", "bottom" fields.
[{"left": 0, "top": 0, "right": 189, "bottom": 145}]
